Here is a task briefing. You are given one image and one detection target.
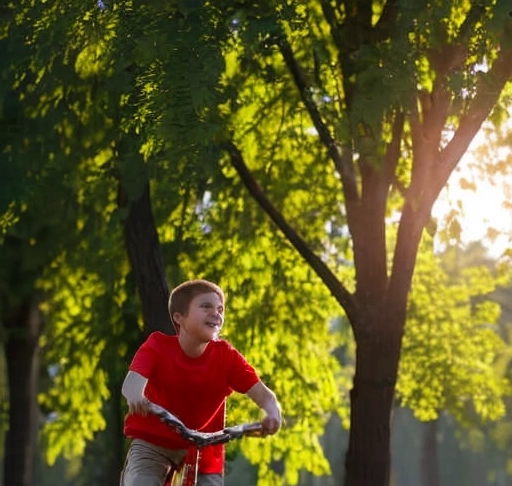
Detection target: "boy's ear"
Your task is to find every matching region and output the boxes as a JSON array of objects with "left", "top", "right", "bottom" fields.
[{"left": 172, "top": 312, "right": 182, "bottom": 325}]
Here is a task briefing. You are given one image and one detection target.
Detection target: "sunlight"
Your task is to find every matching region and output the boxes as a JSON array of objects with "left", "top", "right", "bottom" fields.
[{"left": 432, "top": 129, "right": 512, "bottom": 258}]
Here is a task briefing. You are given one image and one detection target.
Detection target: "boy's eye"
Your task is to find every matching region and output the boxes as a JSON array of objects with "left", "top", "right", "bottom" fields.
[{"left": 200, "top": 303, "right": 224, "bottom": 313}]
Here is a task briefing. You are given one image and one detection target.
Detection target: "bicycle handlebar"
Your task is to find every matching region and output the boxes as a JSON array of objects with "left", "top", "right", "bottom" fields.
[{"left": 148, "top": 402, "right": 263, "bottom": 447}]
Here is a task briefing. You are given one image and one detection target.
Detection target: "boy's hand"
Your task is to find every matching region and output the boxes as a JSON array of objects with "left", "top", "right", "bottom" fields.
[
  {"left": 260, "top": 413, "right": 281, "bottom": 436},
  {"left": 122, "top": 371, "right": 150, "bottom": 416},
  {"left": 246, "top": 381, "right": 282, "bottom": 436},
  {"left": 127, "top": 396, "right": 150, "bottom": 416}
]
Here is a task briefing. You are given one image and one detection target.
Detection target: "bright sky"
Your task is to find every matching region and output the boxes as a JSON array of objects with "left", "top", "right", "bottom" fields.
[{"left": 432, "top": 130, "right": 512, "bottom": 258}]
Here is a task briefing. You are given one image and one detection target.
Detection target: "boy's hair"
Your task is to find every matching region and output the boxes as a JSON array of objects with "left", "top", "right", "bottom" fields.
[{"left": 168, "top": 279, "right": 225, "bottom": 333}]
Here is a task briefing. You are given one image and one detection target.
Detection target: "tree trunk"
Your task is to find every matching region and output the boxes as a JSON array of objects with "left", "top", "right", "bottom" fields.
[
  {"left": 119, "top": 181, "right": 174, "bottom": 336},
  {"left": 421, "top": 420, "right": 440, "bottom": 486},
  {"left": 3, "top": 296, "right": 42, "bottom": 486},
  {"left": 344, "top": 310, "right": 404, "bottom": 486}
]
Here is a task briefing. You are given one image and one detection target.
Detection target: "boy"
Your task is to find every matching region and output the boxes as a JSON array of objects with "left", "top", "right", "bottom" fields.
[{"left": 120, "top": 279, "right": 282, "bottom": 486}]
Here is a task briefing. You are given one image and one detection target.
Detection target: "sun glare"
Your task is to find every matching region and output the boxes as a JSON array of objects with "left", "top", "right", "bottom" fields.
[{"left": 432, "top": 130, "right": 512, "bottom": 258}]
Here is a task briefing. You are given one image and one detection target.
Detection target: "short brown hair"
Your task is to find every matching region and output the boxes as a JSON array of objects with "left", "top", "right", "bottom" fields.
[{"left": 168, "top": 279, "right": 225, "bottom": 332}]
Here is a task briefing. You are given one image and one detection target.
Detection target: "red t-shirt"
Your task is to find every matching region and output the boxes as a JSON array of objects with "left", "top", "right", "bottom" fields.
[{"left": 123, "top": 332, "right": 260, "bottom": 474}]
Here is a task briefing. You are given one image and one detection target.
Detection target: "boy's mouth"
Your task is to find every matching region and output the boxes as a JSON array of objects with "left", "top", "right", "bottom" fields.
[{"left": 205, "top": 321, "right": 221, "bottom": 329}]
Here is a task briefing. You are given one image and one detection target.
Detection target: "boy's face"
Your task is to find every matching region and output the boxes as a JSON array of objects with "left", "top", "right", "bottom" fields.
[{"left": 172, "top": 292, "right": 224, "bottom": 342}]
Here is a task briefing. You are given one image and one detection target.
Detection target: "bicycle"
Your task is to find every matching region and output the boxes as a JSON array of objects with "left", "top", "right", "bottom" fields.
[{"left": 148, "top": 402, "right": 264, "bottom": 486}]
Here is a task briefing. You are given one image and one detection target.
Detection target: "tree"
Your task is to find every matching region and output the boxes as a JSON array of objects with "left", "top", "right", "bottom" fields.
[{"left": 175, "top": 2, "right": 512, "bottom": 484}]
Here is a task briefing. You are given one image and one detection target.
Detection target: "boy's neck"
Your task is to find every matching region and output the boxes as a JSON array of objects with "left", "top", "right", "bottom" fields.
[{"left": 178, "top": 334, "right": 209, "bottom": 358}]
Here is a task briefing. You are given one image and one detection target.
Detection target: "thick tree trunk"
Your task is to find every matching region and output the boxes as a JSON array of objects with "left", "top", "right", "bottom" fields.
[
  {"left": 3, "top": 296, "right": 42, "bottom": 486},
  {"left": 344, "top": 310, "right": 404, "bottom": 486},
  {"left": 345, "top": 384, "right": 395, "bottom": 485},
  {"left": 119, "top": 181, "right": 174, "bottom": 336}
]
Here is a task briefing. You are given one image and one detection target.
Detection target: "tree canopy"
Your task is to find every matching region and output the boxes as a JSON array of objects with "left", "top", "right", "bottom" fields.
[{"left": 2, "top": 1, "right": 512, "bottom": 486}]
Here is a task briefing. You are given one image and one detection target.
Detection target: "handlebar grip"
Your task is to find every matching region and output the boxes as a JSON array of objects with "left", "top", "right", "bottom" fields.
[{"left": 242, "top": 423, "right": 264, "bottom": 435}]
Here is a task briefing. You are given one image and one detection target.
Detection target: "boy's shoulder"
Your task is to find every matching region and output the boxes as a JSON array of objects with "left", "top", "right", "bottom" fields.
[
  {"left": 209, "top": 338, "right": 246, "bottom": 358},
  {"left": 146, "top": 331, "right": 178, "bottom": 345},
  {"left": 148, "top": 330, "right": 177, "bottom": 338},
  {"left": 211, "top": 338, "right": 235, "bottom": 349},
  {"left": 211, "top": 337, "right": 235, "bottom": 349}
]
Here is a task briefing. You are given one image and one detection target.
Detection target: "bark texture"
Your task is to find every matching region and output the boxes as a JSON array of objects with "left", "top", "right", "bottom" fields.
[
  {"left": 4, "top": 296, "right": 42, "bottom": 486},
  {"left": 120, "top": 182, "right": 174, "bottom": 336}
]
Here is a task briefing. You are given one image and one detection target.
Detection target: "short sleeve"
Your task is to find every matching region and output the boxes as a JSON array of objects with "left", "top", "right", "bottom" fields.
[
  {"left": 226, "top": 343, "right": 260, "bottom": 393},
  {"left": 129, "top": 332, "right": 162, "bottom": 378}
]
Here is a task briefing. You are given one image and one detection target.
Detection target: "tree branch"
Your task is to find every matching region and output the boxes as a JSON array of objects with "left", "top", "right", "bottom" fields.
[
  {"left": 428, "top": 4, "right": 486, "bottom": 78},
  {"left": 434, "top": 43, "right": 512, "bottom": 195},
  {"left": 383, "top": 110, "right": 405, "bottom": 186},
  {"left": 278, "top": 37, "right": 359, "bottom": 204},
  {"left": 372, "top": 0, "right": 399, "bottom": 42},
  {"left": 223, "top": 141, "right": 359, "bottom": 322},
  {"left": 320, "top": 0, "right": 343, "bottom": 52},
  {"left": 422, "top": 4, "right": 488, "bottom": 146}
]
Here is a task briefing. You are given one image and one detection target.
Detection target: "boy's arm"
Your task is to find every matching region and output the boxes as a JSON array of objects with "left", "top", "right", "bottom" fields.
[
  {"left": 121, "top": 370, "right": 150, "bottom": 415},
  {"left": 246, "top": 381, "right": 282, "bottom": 436}
]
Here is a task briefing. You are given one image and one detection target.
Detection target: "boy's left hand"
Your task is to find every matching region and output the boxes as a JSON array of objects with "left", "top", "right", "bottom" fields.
[{"left": 261, "top": 413, "right": 281, "bottom": 436}]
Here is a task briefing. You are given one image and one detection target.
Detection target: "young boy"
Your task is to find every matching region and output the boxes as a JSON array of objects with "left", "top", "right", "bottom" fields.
[{"left": 120, "top": 279, "right": 282, "bottom": 486}]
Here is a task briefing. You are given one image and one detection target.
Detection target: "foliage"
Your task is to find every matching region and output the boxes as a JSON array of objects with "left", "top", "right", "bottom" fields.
[
  {"left": 1, "top": 1, "right": 349, "bottom": 483},
  {"left": 2, "top": 0, "right": 512, "bottom": 485},
  {"left": 37, "top": 251, "right": 127, "bottom": 464},
  {"left": 0, "top": 0, "right": 132, "bottom": 470},
  {"left": 398, "top": 236, "right": 512, "bottom": 426},
  {"left": 161, "top": 183, "right": 352, "bottom": 482}
]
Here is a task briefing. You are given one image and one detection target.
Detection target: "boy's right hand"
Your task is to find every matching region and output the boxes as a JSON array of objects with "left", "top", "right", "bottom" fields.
[
  {"left": 127, "top": 396, "right": 151, "bottom": 416},
  {"left": 122, "top": 371, "right": 150, "bottom": 416}
]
